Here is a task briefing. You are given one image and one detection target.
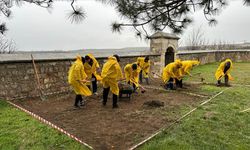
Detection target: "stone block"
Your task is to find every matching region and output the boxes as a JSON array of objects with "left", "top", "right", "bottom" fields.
[
  {"left": 24, "top": 75, "right": 30, "bottom": 80},
  {"left": 44, "top": 78, "right": 50, "bottom": 84},
  {"left": 6, "top": 65, "right": 17, "bottom": 69},
  {"left": 27, "top": 69, "right": 34, "bottom": 74}
]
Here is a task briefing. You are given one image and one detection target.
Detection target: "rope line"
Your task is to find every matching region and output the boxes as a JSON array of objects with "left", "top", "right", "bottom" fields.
[{"left": 129, "top": 87, "right": 230, "bottom": 150}]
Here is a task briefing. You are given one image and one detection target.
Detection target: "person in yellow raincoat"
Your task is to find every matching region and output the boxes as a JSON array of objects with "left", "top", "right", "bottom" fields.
[
  {"left": 162, "top": 60, "right": 182, "bottom": 90},
  {"left": 176, "top": 60, "right": 200, "bottom": 88},
  {"left": 68, "top": 55, "right": 92, "bottom": 108},
  {"left": 215, "top": 59, "right": 233, "bottom": 86},
  {"left": 84, "top": 54, "right": 101, "bottom": 95},
  {"left": 101, "top": 55, "right": 123, "bottom": 108},
  {"left": 137, "top": 56, "right": 150, "bottom": 84},
  {"left": 124, "top": 63, "right": 140, "bottom": 92}
]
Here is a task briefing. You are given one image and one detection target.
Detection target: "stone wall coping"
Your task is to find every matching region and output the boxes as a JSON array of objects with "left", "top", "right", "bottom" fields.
[
  {"left": 0, "top": 51, "right": 160, "bottom": 63},
  {"left": 177, "top": 49, "right": 250, "bottom": 54},
  {"left": 1, "top": 49, "right": 250, "bottom": 63}
]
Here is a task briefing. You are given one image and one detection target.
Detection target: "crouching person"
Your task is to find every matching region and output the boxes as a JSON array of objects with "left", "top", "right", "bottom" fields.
[
  {"left": 68, "top": 55, "right": 92, "bottom": 108},
  {"left": 137, "top": 56, "right": 150, "bottom": 84},
  {"left": 162, "top": 60, "right": 182, "bottom": 90},
  {"left": 124, "top": 63, "right": 140, "bottom": 92},
  {"left": 101, "top": 55, "right": 123, "bottom": 108},
  {"left": 215, "top": 59, "right": 233, "bottom": 86},
  {"left": 176, "top": 60, "right": 200, "bottom": 88}
]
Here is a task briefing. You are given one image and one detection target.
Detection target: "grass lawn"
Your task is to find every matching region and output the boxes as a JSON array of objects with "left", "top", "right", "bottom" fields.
[
  {"left": 140, "top": 62, "right": 250, "bottom": 150},
  {"left": 0, "top": 100, "right": 88, "bottom": 150}
]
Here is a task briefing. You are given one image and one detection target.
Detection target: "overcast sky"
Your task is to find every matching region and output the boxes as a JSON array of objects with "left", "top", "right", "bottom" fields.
[{"left": 4, "top": 0, "right": 250, "bottom": 51}]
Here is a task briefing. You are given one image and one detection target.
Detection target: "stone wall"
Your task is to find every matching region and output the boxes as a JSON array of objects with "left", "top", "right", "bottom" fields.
[
  {"left": 0, "top": 55, "right": 161, "bottom": 100},
  {"left": 177, "top": 50, "right": 250, "bottom": 64}
]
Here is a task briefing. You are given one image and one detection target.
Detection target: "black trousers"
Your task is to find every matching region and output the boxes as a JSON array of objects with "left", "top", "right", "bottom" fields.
[
  {"left": 103, "top": 87, "right": 118, "bottom": 107},
  {"left": 92, "top": 74, "right": 97, "bottom": 93},
  {"left": 74, "top": 95, "right": 83, "bottom": 106},
  {"left": 175, "top": 79, "right": 183, "bottom": 88},
  {"left": 87, "top": 74, "right": 98, "bottom": 93},
  {"left": 218, "top": 75, "right": 229, "bottom": 85},
  {"left": 164, "top": 78, "right": 174, "bottom": 90},
  {"left": 139, "top": 70, "right": 149, "bottom": 84},
  {"left": 139, "top": 71, "right": 143, "bottom": 83}
]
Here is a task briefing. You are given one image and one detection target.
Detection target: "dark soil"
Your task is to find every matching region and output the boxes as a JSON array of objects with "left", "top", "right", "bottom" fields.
[{"left": 13, "top": 79, "right": 204, "bottom": 150}]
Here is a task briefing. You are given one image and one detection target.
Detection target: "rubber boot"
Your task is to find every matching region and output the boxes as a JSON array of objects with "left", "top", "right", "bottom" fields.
[
  {"left": 225, "top": 75, "right": 229, "bottom": 86},
  {"left": 169, "top": 82, "right": 176, "bottom": 90},
  {"left": 179, "top": 79, "right": 183, "bottom": 88},
  {"left": 112, "top": 94, "right": 118, "bottom": 108},
  {"left": 102, "top": 87, "right": 110, "bottom": 106},
  {"left": 216, "top": 80, "right": 221, "bottom": 86}
]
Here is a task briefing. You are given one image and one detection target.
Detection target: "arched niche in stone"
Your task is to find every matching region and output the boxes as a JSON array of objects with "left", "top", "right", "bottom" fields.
[
  {"left": 149, "top": 31, "right": 180, "bottom": 71},
  {"left": 165, "top": 47, "right": 175, "bottom": 66}
]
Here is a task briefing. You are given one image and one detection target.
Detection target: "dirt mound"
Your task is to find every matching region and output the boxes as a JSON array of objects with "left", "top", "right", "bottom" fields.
[{"left": 143, "top": 100, "right": 164, "bottom": 108}]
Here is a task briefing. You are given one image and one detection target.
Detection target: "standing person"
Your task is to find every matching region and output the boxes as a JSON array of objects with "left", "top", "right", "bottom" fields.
[
  {"left": 162, "top": 60, "right": 182, "bottom": 90},
  {"left": 137, "top": 56, "right": 150, "bottom": 84},
  {"left": 84, "top": 54, "right": 101, "bottom": 95},
  {"left": 176, "top": 60, "right": 200, "bottom": 88},
  {"left": 68, "top": 55, "right": 92, "bottom": 108},
  {"left": 124, "top": 63, "right": 140, "bottom": 92},
  {"left": 215, "top": 59, "right": 233, "bottom": 86},
  {"left": 101, "top": 55, "right": 123, "bottom": 108}
]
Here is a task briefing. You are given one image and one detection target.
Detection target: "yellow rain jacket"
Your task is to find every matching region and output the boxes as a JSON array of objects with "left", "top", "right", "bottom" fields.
[
  {"left": 178, "top": 60, "right": 200, "bottom": 77},
  {"left": 84, "top": 54, "right": 102, "bottom": 83},
  {"left": 124, "top": 63, "right": 140, "bottom": 87},
  {"left": 68, "top": 56, "right": 92, "bottom": 96},
  {"left": 162, "top": 60, "right": 182, "bottom": 83},
  {"left": 101, "top": 56, "right": 123, "bottom": 95},
  {"left": 137, "top": 57, "right": 150, "bottom": 78},
  {"left": 215, "top": 59, "right": 233, "bottom": 81}
]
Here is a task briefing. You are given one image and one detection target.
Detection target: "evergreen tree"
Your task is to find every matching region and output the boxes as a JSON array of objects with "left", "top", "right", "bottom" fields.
[
  {"left": 100, "top": 0, "right": 250, "bottom": 38},
  {"left": 0, "top": 0, "right": 249, "bottom": 37}
]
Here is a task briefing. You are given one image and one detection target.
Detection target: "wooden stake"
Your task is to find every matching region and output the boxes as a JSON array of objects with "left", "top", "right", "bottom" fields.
[
  {"left": 240, "top": 108, "right": 250, "bottom": 113},
  {"left": 31, "top": 54, "right": 45, "bottom": 100}
]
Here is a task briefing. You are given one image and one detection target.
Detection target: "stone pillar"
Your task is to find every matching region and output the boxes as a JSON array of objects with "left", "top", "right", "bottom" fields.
[{"left": 149, "top": 31, "right": 180, "bottom": 72}]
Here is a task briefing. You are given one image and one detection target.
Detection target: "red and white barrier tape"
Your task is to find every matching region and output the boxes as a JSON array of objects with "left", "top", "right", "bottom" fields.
[{"left": 6, "top": 101, "right": 93, "bottom": 150}]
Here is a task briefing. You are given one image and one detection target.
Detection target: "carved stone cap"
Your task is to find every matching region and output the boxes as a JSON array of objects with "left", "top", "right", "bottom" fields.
[{"left": 149, "top": 31, "right": 180, "bottom": 40}]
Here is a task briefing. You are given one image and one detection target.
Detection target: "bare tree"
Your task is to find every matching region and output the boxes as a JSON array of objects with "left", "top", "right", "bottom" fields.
[
  {"left": 0, "top": 35, "right": 17, "bottom": 53},
  {"left": 185, "top": 25, "right": 208, "bottom": 50}
]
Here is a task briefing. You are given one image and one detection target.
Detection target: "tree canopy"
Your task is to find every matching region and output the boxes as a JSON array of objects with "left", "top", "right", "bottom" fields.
[
  {"left": 101, "top": 0, "right": 250, "bottom": 38},
  {"left": 0, "top": 0, "right": 250, "bottom": 38}
]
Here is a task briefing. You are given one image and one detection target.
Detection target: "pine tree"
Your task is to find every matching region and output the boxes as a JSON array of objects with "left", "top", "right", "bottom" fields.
[{"left": 100, "top": 0, "right": 250, "bottom": 38}]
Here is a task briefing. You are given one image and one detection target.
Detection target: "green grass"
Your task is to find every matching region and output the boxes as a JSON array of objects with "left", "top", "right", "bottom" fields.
[
  {"left": 140, "top": 62, "right": 250, "bottom": 150},
  {"left": 186, "top": 62, "right": 250, "bottom": 85},
  {"left": 0, "top": 100, "right": 88, "bottom": 150}
]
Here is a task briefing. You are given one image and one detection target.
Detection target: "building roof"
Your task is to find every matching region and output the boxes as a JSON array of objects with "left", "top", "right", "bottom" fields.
[{"left": 149, "top": 31, "right": 180, "bottom": 40}]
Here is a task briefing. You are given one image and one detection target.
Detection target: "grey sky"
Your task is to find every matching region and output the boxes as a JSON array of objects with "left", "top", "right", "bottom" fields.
[{"left": 5, "top": 0, "right": 250, "bottom": 51}]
